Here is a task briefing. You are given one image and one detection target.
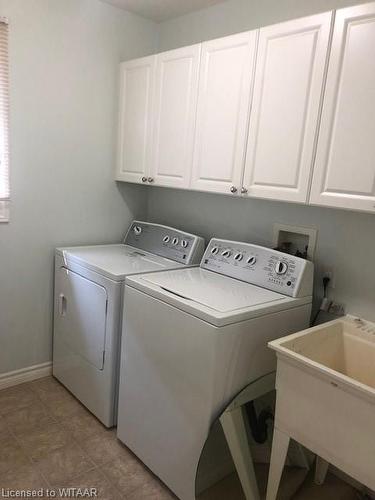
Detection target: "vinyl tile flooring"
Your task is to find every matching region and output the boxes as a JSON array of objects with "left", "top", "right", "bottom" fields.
[
  {"left": 0, "top": 377, "right": 174, "bottom": 499},
  {"left": 0, "top": 377, "right": 362, "bottom": 499}
]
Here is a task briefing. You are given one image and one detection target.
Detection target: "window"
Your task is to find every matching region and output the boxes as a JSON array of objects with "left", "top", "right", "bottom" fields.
[{"left": 0, "top": 18, "right": 9, "bottom": 222}]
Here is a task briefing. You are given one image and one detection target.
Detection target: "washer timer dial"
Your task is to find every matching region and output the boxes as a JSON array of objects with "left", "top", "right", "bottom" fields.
[{"left": 275, "top": 261, "right": 288, "bottom": 275}]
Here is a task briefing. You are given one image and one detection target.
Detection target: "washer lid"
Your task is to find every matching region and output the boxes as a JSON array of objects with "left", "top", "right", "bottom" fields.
[
  {"left": 56, "top": 244, "right": 183, "bottom": 281},
  {"left": 142, "top": 267, "right": 285, "bottom": 312},
  {"left": 126, "top": 267, "right": 312, "bottom": 327}
]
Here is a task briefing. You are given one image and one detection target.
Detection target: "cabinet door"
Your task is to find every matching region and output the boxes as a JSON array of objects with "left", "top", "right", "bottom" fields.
[
  {"left": 243, "top": 12, "right": 332, "bottom": 203},
  {"left": 116, "top": 56, "right": 155, "bottom": 184},
  {"left": 150, "top": 45, "right": 201, "bottom": 188},
  {"left": 191, "top": 32, "right": 257, "bottom": 195},
  {"left": 310, "top": 3, "right": 375, "bottom": 212}
]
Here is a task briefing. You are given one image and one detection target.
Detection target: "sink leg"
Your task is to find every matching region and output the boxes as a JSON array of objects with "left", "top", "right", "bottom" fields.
[
  {"left": 314, "top": 456, "right": 329, "bottom": 485},
  {"left": 220, "top": 406, "right": 260, "bottom": 500},
  {"left": 266, "top": 427, "right": 290, "bottom": 500}
]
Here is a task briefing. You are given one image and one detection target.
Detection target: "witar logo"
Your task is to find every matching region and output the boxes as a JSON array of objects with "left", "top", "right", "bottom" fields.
[{"left": 55, "top": 489, "right": 98, "bottom": 498}]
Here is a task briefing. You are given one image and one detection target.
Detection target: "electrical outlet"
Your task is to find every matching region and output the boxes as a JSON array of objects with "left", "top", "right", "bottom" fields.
[
  {"left": 328, "top": 301, "right": 345, "bottom": 316},
  {"left": 323, "top": 269, "right": 335, "bottom": 289}
]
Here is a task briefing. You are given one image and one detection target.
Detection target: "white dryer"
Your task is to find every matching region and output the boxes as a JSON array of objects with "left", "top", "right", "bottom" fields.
[
  {"left": 117, "top": 238, "right": 314, "bottom": 500},
  {"left": 53, "top": 221, "right": 205, "bottom": 427}
]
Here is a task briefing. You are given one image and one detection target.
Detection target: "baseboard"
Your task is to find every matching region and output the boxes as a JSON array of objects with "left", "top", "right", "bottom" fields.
[{"left": 0, "top": 361, "right": 52, "bottom": 390}]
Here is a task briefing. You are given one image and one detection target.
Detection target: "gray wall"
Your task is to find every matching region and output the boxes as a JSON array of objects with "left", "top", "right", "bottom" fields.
[
  {"left": 148, "top": 0, "right": 375, "bottom": 321},
  {"left": 147, "top": 188, "right": 375, "bottom": 320},
  {"left": 158, "top": 0, "right": 365, "bottom": 50},
  {"left": 0, "top": 0, "right": 158, "bottom": 373}
]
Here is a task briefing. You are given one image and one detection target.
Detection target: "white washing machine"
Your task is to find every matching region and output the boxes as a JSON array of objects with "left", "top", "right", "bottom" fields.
[
  {"left": 117, "top": 238, "right": 314, "bottom": 500},
  {"left": 53, "top": 221, "right": 205, "bottom": 427}
]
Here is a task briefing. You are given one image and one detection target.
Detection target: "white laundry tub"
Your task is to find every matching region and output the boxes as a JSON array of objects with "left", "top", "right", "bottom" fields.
[{"left": 266, "top": 316, "right": 375, "bottom": 499}]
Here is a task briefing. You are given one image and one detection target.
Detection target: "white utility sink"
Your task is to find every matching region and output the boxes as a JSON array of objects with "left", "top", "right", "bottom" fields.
[
  {"left": 277, "top": 316, "right": 375, "bottom": 392},
  {"left": 265, "top": 316, "right": 375, "bottom": 500}
]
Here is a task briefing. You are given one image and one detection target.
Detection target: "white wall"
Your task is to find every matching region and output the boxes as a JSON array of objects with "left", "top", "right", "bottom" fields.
[
  {"left": 0, "top": 0, "right": 158, "bottom": 373},
  {"left": 148, "top": 0, "right": 375, "bottom": 321}
]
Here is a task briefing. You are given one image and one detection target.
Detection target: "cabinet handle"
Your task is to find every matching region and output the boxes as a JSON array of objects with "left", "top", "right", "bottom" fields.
[
  {"left": 241, "top": 187, "right": 248, "bottom": 194},
  {"left": 148, "top": 177, "right": 154, "bottom": 183},
  {"left": 230, "top": 186, "right": 237, "bottom": 193},
  {"left": 141, "top": 176, "right": 147, "bottom": 183}
]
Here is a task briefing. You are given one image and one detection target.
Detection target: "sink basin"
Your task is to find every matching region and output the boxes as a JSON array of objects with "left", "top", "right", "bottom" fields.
[
  {"left": 277, "top": 316, "right": 375, "bottom": 391},
  {"left": 268, "top": 315, "right": 375, "bottom": 492}
]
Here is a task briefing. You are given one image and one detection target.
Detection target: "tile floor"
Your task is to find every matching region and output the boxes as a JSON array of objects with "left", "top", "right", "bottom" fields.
[
  {"left": 0, "top": 377, "right": 361, "bottom": 499},
  {"left": 0, "top": 377, "right": 174, "bottom": 499}
]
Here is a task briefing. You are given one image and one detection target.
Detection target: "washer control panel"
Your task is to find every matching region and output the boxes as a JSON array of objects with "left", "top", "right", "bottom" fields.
[
  {"left": 124, "top": 221, "right": 205, "bottom": 265},
  {"left": 201, "top": 238, "right": 313, "bottom": 298}
]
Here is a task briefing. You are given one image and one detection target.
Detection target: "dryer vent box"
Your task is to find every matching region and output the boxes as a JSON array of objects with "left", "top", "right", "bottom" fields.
[{"left": 273, "top": 224, "right": 317, "bottom": 261}]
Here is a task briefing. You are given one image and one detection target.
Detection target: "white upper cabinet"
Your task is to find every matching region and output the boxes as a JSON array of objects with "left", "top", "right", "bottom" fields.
[
  {"left": 191, "top": 32, "right": 257, "bottom": 194},
  {"left": 310, "top": 2, "right": 375, "bottom": 212},
  {"left": 243, "top": 12, "right": 332, "bottom": 203},
  {"left": 116, "top": 56, "right": 155, "bottom": 184},
  {"left": 150, "top": 45, "right": 201, "bottom": 188},
  {"left": 116, "top": 4, "right": 375, "bottom": 214}
]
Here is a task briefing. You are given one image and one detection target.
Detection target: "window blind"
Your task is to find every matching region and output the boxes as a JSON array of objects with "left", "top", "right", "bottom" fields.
[{"left": 0, "top": 18, "right": 9, "bottom": 220}]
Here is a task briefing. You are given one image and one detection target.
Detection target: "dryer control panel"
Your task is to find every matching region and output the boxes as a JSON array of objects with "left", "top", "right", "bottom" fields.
[
  {"left": 201, "top": 239, "right": 313, "bottom": 298},
  {"left": 124, "top": 221, "right": 205, "bottom": 265}
]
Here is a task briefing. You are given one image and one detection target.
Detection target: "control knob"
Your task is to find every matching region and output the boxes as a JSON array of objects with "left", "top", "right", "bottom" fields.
[
  {"left": 275, "top": 261, "right": 288, "bottom": 275},
  {"left": 163, "top": 235, "right": 170, "bottom": 243},
  {"left": 133, "top": 225, "right": 142, "bottom": 235},
  {"left": 234, "top": 253, "right": 243, "bottom": 262},
  {"left": 211, "top": 246, "right": 219, "bottom": 255},
  {"left": 247, "top": 256, "right": 257, "bottom": 266},
  {"left": 181, "top": 240, "right": 188, "bottom": 248},
  {"left": 172, "top": 237, "right": 179, "bottom": 246},
  {"left": 221, "top": 249, "right": 232, "bottom": 258}
]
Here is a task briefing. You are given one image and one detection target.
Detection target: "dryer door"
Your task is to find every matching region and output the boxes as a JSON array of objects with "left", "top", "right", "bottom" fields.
[{"left": 55, "top": 266, "right": 107, "bottom": 370}]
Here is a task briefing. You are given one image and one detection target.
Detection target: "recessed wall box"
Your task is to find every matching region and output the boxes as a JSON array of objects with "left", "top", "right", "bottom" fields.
[{"left": 273, "top": 224, "right": 317, "bottom": 261}]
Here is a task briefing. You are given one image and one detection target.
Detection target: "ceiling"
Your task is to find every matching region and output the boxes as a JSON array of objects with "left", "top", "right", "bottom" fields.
[{"left": 101, "top": 0, "right": 228, "bottom": 23}]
